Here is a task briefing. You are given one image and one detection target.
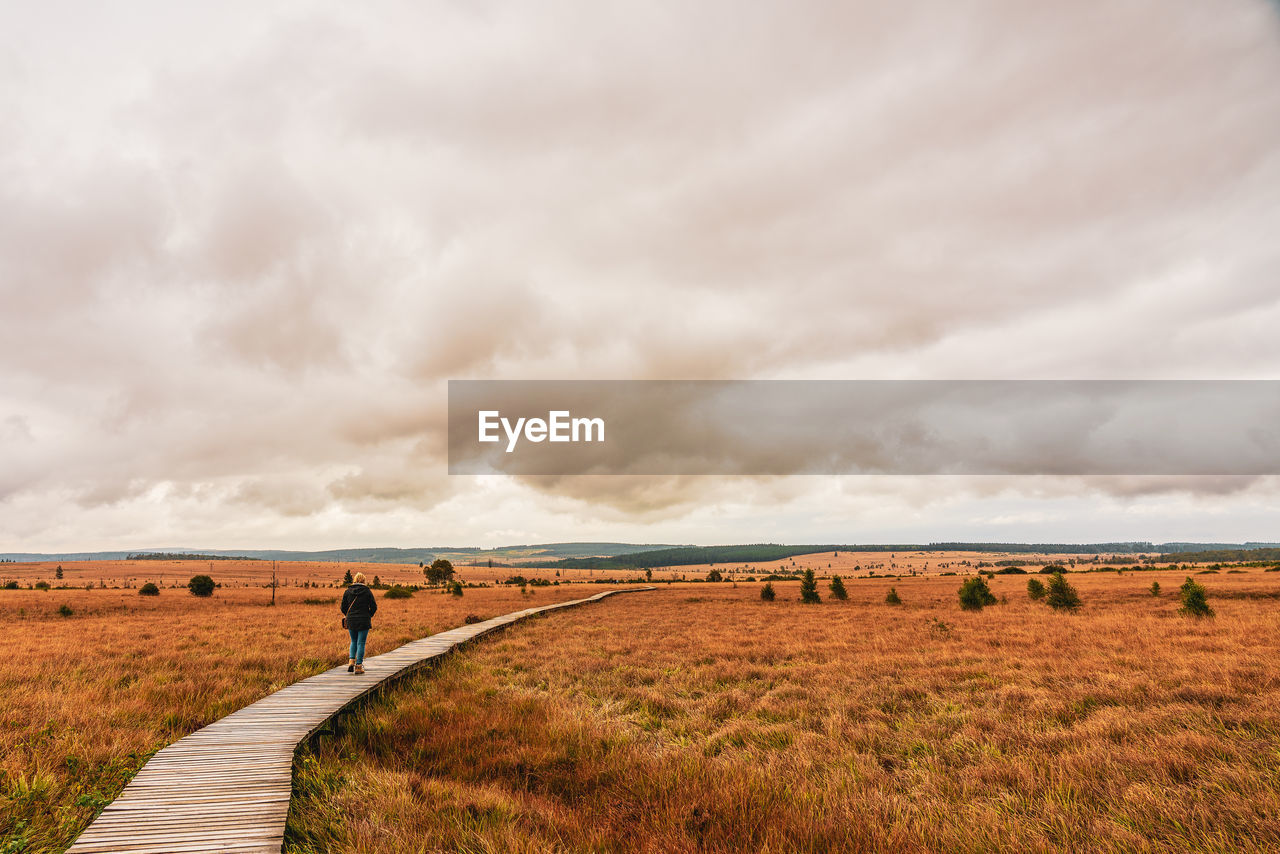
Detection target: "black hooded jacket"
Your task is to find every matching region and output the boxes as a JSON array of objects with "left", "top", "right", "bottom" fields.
[{"left": 341, "top": 583, "right": 377, "bottom": 632}]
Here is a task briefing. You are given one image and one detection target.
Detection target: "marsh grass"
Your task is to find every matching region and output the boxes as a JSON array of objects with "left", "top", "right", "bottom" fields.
[
  {"left": 0, "top": 579, "right": 597, "bottom": 854},
  {"left": 287, "top": 574, "right": 1280, "bottom": 854}
]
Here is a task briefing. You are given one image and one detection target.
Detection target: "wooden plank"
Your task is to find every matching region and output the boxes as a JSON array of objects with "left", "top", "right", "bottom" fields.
[{"left": 67, "top": 586, "right": 654, "bottom": 853}]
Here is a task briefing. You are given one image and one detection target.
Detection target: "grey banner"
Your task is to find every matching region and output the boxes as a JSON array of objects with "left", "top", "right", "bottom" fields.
[{"left": 447, "top": 380, "right": 1280, "bottom": 475}]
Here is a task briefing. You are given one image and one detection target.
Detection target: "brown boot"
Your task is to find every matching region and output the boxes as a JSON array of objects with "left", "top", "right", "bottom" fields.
[
  {"left": 347, "top": 659, "right": 355, "bottom": 672},
  {"left": 354, "top": 663, "right": 365, "bottom": 674}
]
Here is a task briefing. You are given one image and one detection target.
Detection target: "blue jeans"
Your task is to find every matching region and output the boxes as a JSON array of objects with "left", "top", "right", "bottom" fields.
[{"left": 348, "top": 627, "right": 369, "bottom": 664}]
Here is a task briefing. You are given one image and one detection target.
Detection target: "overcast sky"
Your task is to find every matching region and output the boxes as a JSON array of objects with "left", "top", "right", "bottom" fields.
[{"left": 2, "top": 0, "right": 1279, "bottom": 551}]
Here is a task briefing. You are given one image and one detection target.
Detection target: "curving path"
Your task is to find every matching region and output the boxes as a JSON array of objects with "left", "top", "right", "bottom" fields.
[{"left": 67, "top": 587, "right": 654, "bottom": 854}]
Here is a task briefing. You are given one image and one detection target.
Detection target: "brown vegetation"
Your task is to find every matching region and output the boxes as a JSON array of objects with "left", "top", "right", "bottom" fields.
[
  {"left": 0, "top": 574, "right": 595, "bottom": 854},
  {"left": 4, "top": 561, "right": 1280, "bottom": 853},
  {"left": 287, "top": 571, "right": 1280, "bottom": 854}
]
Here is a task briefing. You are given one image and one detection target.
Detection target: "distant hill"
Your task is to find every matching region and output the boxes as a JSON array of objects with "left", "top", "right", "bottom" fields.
[
  {"left": 0, "top": 542, "right": 675, "bottom": 564},
  {"left": 5, "top": 541, "right": 1280, "bottom": 567},
  {"left": 514, "top": 541, "right": 1280, "bottom": 570}
]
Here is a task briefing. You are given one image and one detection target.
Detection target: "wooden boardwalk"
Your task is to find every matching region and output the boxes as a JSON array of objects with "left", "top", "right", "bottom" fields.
[{"left": 67, "top": 587, "right": 653, "bottom": 854}]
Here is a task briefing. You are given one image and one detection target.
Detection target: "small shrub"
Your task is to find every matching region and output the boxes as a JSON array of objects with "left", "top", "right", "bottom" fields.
[
  {"left": 706, "top": 569, "right": 723, "bottom": 582},
  {"left": 34, "top": 580, "right": 50, "bottom": 590},
  {"left": 1046, "top": 572, "right": 1081, "bottom": 611},
  {"left": 994, "top": 566, "right": 1027, "bottom": 575},
  {"left": 885, "top": 587, "right": 902, "bottom": 605},
  {"left": 58, "top": 604, "right": 73, "bottom": 618},
  {"left": 1026, "top": 578, "right": 1046, "bottom": 601},
  {"left": 450, "top": 581, "right": 464, "bottom": 597},
  {"left": 463, "top": 614, "right": 484, "bottom": 624},
  {"left": 958, "top": 576, "right": 996, "bottom": 611},
  {"left": 829, "top": 576, "right": 848, "bottom": 600},
  {"left": 927, "top": 617, "right": 952, "bottom": 638},
  {"left": 799, "top": 569, "right": 821, "bottom": 604},
  {"left": 139, "top": 582, "right": 160, "bottom": 597},
  {"left": 1179, "top": 577, "right": 1213, "bottom": 617},
  {"left": 1150, "top": 581, "right": 1161, "bottom": 597},
  {"left": 187, "top": 575, "right": 215, "bottom": 597},
  {"left": 383, "top": 585, "right": 414, "bottom": 599},
  {"left": 760, "top": 582, "right": 776, "bottom": 602},
  {"left": 2, "top": 580, "right": 18, "bottom": 590}
]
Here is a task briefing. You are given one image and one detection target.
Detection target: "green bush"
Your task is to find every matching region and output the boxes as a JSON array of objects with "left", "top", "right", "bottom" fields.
[
  {"left": 383, "top": 585, "right": 414, "bottom": 599},
  {"left": 706, "top": 569, "right": 723, "bottom": 582},
  {"left": 34, "top": 580, "right": 50, "bottom": 590},
  {"left": 958, "top": 576, "right": 996, "bottom": 610},
  {"left": 2, "top": 580, "right": 18, "bottom": 590},
  {"left": 1046, "top": 572, "right": 1081, "bottom": 611},
  {"left": 1026, "top": 578, "right": 1046, "bottom": 601},
  {"left": 139, "top": 582, "right": 160, "bottom": 596},
  {"left": 187, "top": 575, "right": 215, "bottom": 597},
  {"left": 426, "top": 559, "right": 455, "bottom": 585},
  {"left": 829, "top": 576, "right": 848, "bottom": 600},
  {"left": 760, "top": 582, "right": 776, "bottom": 602},
  {"left": 1178, "top": 577, "right": 1213, "bottom": 617},
  {"left": 799, "top": 569, "right": 820, "bottom": 603},
  {"left": 1150, "top": 581, "right": 1161, "bottom": 597},
  {"left": 885, "top": 587, "right": 902, "bottom": 605},
  {"left": 58, "top": 604, "right": 73, "bottom": 617},
  {"left": 449, "top": 581, "right": 464, "bottom": 597}
]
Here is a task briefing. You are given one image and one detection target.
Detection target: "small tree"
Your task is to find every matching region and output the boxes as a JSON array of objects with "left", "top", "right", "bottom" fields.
[
  {"left": 450, "top": 580, "right": 464, "bottom": 597},
  {"left": 55, "top": 566, "right": 63, "bottom": 580},
  {"left": 1026, "top": 578, "right": 1046, "bottom": 601},
  {"left": 1150, "top": 581, "right": 1161, "bottom": 597},
  {"left": 958, "top": 576, "right": 996, "bottom": 611},
  {"left": 829, "top": 576, "right": 848, "bottom": 600},
  {"left": 1179, "top": 577, "right": 1213, "bottom": 617},
  {"left": 139, "top": 582, "right": 160, "bottom": 596},
  {"left": 426, "top": 559, "right": 455, "bottom": 586},
  {"left": 799, "top": 569, "right": 820, "bottom": 603},
  {"left": 1046, "top": 572, "right": 1081, "bottom": 611},
  {"left": 760, "top": 582, "right": 776, "bottom": 601},
  {"left": 343, "top": 568, "right": 353, "bottom": 585},
  {"left": 885, "top": 587, "right": 902, "bottom": 605},
  {"left": 187, "top": 575, "right": 215, "bottom": 597},
  {"left": 706, "top": 569, "right": 723, "bottom": 582}
]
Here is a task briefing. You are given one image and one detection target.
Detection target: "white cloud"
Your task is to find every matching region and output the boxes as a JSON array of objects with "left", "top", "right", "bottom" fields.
[{"left": 2, "top": 0, "right": 1279, "bottom": 549}]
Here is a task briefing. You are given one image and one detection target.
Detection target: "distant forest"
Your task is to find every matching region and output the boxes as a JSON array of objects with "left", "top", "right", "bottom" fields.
[
  {"left": 125, "top": 553, "right": 257, "bottom": 561},
  {"left": 518, "top": 542, "right": 1280, "bottom": 570},
  {"left": 1156, "top": 547, "right": 1280, "bottom": 563}
]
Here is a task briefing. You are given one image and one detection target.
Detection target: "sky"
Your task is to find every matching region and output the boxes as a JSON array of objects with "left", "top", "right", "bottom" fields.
[{"left": 2, "top": 0, "right": 1279, "bottom": 551}]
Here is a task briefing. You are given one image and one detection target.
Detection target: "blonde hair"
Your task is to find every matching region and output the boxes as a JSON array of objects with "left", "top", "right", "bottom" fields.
[{"left": 353, "top": 572, "right": 366, "bottom": 584}]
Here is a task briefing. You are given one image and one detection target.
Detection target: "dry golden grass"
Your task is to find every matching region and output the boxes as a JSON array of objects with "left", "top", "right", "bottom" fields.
[
  {"left": 285, "top": 570, "right": 1280, "bottom": 854},
  {"left": 0, "top": 572, "right": 598, "bottom": 854}
]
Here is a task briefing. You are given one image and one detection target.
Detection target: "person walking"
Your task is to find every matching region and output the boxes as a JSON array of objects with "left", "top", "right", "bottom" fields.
[{"left": 341, "top": 572, "right": 377, "bottom": 674}]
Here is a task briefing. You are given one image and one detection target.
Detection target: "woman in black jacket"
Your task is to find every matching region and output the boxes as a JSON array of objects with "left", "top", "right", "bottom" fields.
[{"left": 340, "top": 572, "right": 378, "bottom": 674}]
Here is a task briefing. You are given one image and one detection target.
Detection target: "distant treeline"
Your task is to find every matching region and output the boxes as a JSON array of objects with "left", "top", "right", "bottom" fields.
[
  {"left": 518, "top": 541, "right": 1280, "bottom": 570},
  {"left": 126, "top": 553, "right": 257, "bottom": 561},
  {"left": 518, "top": 544, "right": 856, "bottom": 570},
  {"left": 1157, "top": 548, "right": 1280, "bottom": 564}
]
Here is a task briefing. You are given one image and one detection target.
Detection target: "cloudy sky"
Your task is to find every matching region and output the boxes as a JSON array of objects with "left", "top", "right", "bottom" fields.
[{"left": 2, "top": 0, "right": 1279, "bottom": 551}]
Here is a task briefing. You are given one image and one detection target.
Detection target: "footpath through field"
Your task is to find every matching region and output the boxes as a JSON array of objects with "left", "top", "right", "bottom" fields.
[{"left": 67, "top": 587, "right": 654, "bottom": 854}]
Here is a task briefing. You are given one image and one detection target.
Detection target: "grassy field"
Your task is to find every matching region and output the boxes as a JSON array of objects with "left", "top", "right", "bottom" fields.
[
  {"left": 0, "top": 576, "right": 595, "bottom": 854},
  {"left": 285, "top": 570, "right": 1280, "bottom": 854},
  {"left": 4, "top": 560, "right": 1278, "bottom": 853}
]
